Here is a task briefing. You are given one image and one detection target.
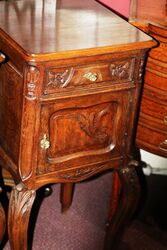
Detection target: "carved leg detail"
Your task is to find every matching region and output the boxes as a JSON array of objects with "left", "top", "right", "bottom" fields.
[
  {"left": 104, "top": 162, "right": 140, "bottom": 250},
  {"left": 0, "top": 187, "right": 6, "bottom": 244},
  {"left": 8, "top": 183, "right": 36, "bottom": 250},
  {"left": 60, "top": 183, "right": 75, "bottom": 213}
]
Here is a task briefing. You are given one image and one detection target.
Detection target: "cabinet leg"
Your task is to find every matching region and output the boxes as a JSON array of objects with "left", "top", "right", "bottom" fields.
[
  {"left": 104, "top": 162, "right": 140, "bottom": 250},
  {"left": 0, "top": 187, "right": 6, "bottom": 244},
  {"left": 60, "top": 183, "right": 75, "bottom": 213},
  {"left": 106, "top": 171, "right": 121, "bottom": 226},
  {"left": 8, "top": 183, "right": 36, "bottom": 250}
]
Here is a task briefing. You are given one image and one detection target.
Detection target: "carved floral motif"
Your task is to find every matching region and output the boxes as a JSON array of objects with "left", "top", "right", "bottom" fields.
[
  {"left": 47, "top": 68, "right": 74, "bottom": 88},
  {"left": 110, "top": 62, "right": 130, "bottom": 79},
  {"left": 76, "top": 104, "right": 113, "bottom": 144},
  {"left": 26, "top": 66, "right": 40, "bottom": 100}
]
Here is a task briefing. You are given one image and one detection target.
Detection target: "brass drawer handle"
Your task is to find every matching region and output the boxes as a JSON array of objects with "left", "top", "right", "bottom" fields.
[
  {"left": 159, "top": 140, "right": 167, "bottom": 152},
  {"left": 0, "top": 52, "right": 6, "bottom": 64},
  {"left": 83, "top": 72, "right": 98, "bottom": 82},
  {"left": 164, "top": 116, "right": 167, "bottom": 125},
  {"left": 40, "top": 134, "right": 50, "bottom": 150}
]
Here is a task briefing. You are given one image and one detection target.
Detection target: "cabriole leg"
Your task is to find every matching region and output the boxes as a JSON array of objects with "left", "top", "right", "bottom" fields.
[
  {"left": 0, "top": 186, "right": 6, "bottom": 244},
  {"left": 8, "top": 183, "right": 36, "bottom": 250},
  {"left": 104, "top": 161, "right": 140, "bottom": 250}
]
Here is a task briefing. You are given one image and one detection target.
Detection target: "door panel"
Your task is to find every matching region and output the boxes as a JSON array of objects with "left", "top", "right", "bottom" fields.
[{"left": 38, "top": 91, "right": 131, "bottom": 175}]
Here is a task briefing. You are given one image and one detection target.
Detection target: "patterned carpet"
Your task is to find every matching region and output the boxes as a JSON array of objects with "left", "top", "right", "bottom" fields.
[{"left": 3, "top": 172, "right": 167, "bottom": 250}]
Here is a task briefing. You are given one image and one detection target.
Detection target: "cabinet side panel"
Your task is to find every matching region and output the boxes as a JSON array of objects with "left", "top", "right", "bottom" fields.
[{"left": 0, "top": 62, "right": 23, "bottom": 165}]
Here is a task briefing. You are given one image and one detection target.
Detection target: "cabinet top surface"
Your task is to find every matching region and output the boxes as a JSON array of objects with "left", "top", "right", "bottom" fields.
[{"left": 0, "top": 0, "right": 154, "bottom": 60}]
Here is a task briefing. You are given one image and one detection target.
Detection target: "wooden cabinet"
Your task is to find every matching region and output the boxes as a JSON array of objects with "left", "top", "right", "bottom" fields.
[
  {"left": 129, "top": 0, "right": 167, "bottom": 157},
  {"left": 0, "top": 0, "right": 155, "bottom": 249},
  {"left": 37, "top": 55, "right": 137, "bottom": 180}
]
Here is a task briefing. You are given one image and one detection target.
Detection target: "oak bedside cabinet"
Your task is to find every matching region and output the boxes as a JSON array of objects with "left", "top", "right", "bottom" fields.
[{"left": 0, "top": 0, "right": 155, "bottom": 249}]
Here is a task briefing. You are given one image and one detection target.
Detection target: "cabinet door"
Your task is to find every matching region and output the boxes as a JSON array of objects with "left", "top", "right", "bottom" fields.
[{"left": 37, "top": 90, "right": 131, "bottom": 179}]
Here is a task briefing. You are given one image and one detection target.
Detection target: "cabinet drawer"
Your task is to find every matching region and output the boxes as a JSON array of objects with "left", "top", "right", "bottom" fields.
[
  {"left": 44, "top": 58, "right": 135, "bottom": 95},
  {"left": 140, "top": 94, "right": 167, "bottom": 129},
  {"left": 136, "top": 123, "right": 167, "bottom": 157},
  {"left": 145, "top": 70, "right": 167, "bottom": 92}
]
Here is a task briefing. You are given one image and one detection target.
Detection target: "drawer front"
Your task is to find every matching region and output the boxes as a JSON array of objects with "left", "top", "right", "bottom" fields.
[
  {"left": 37, "top": 90, "right": 132, "bottom": 180},
  {"left": 44, "top": 58, "right": 135, "bottom": 95},
  {"left": 145, "top": 70, "right": 167, "bottom": 93},
  {"left": 139, "top": 93, "right": 167, "bottom": 130},
  {"left": 136, "top": 122, "right": 167, "bottom": 157}
]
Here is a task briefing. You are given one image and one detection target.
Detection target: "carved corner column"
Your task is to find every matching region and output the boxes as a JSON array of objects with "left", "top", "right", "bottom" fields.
[
  {"left": 19, "top": 65, "right": 41, "bottom": 182},
  {"left": 104, "top": 161, "right": 140, "bottom": 250},
  {"left": 8, "top": 183, "right": 36, "bottom": 250}
]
